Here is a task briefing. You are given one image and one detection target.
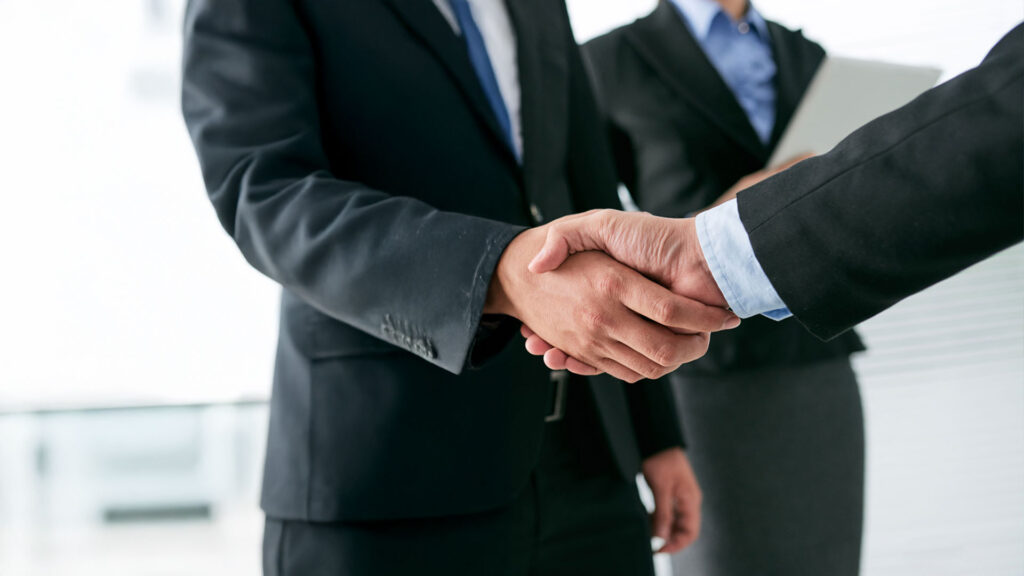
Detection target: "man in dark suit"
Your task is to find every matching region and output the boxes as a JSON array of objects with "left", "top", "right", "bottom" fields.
[
  {"left": 523, "top": 21, "right": 1023, "bottom": 357},
  {"left": 580, "top": 1, "right": 866, "bottom": 573},
  {"left": 180, "top": 0, "right": 739, "bottom": 574}
]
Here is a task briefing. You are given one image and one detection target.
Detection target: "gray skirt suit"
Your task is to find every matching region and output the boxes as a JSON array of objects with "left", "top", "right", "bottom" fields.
[{"left": 584, "top": 3, "right": 866, "bottom": 574}]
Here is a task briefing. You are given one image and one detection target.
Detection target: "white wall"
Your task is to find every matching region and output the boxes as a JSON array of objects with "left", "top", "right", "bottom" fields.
[{"left": 0, "top": 0, "right": 280, "bottom": 409}]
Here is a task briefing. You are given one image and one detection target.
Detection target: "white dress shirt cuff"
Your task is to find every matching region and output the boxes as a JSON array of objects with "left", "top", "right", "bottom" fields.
[{"left": 695, "top": 199, "right": 792, "bottom": 320}]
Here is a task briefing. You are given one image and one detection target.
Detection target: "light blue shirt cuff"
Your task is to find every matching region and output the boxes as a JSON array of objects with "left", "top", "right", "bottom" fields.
[{"left": 695, "top": 199, "right": 792, "bottom": 320}]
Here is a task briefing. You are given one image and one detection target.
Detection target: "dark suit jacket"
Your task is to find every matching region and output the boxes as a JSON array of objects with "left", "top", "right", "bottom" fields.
[
  {"left": 181, "top": 0, "right": 682, "bottom": 522},
  {"left": 583, "top": 0, "right": 864, "bottom": 372},
  {"left": 739, "top": 23, "right": 1024, "bottom": 339}
]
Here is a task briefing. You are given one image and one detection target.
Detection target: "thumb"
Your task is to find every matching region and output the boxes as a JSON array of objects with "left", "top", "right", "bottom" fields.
[
  {"left": 527, "top": 229, "right": 571, "bottom": 273},
  {"left": 529, "top": 210, "right": 616, "bottom": 273}
]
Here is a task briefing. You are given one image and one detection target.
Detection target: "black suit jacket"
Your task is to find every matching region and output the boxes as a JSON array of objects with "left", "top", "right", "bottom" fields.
[
  {"left": 739, "top": 23, "right": 1024, "bottom": 339},
  {"left": 181, "top": 0, "right": 682, "bottom": 522},
  {"left": 583, "top": 1, "right": 863, "bottom": 372}
]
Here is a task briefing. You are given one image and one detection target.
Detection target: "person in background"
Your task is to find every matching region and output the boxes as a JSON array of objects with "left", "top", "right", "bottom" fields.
[
  {"left": 582, "top": 1, "right": 866, "bottom": 574},
  {"left": 523, "top": 36, "right": 1023, "bottom": 576}
]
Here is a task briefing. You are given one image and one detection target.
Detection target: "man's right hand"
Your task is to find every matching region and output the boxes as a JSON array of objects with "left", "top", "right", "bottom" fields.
[
  {"left": 527, "top": 211, "right": 723, "bottom": 306},
  {"left": 485, "top": 225, "right": 739, "bottom": 383},
  {"left": 518, "top": 210, "right": 729, "bottom": 376}
]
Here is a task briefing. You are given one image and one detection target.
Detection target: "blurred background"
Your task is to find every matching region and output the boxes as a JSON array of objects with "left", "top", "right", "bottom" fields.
[{"left": 0, "top": 1, "right": 1020, "bottom": 574}]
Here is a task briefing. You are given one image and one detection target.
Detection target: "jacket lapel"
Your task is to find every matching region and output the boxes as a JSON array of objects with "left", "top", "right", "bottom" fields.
[
  {"left": 384, "top": 0, "right": 517, "bottom": 164},
  {"left": 626, "top": 0, "right": 766, "bottom": 161}
]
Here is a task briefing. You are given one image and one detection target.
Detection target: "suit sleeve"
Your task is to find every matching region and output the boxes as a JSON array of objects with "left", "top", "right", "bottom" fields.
[
  {"left": 738, "top": 23, "right": 1024, "bottom": 340},
  {"left": 181, "top": 0, "right": 525, "bottom": 374}
]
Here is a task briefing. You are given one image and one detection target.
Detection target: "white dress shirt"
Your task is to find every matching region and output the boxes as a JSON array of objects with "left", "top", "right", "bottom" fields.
[{"left": 432, "top": 0, "right": 523, "bottom": 159}]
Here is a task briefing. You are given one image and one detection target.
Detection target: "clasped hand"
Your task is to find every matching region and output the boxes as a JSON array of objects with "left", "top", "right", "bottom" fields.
[{"left": 486, "top": 218, "right": 737, "bottom": 383}]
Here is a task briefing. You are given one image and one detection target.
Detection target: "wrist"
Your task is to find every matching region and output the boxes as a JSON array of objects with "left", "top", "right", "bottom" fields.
[
  {"left": 677, "top": 217, "right": 728, "bottom": 308},
  {"left": 485, "top": 228, "right": 541, "bottom": 318},
  {"left": 485, "top": 252, "right": 516, "bottom": 317}
]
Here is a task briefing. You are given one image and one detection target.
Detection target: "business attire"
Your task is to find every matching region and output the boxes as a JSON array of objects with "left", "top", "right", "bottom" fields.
[
  {"left": 584, "top": 2, "right": 865, "bottom": 574},
  {"left": 698, "top": 22, "right": 1024, "bottom": 333},
  {"left": 181, "top": 0, "right": 684, "bottom": 574}
]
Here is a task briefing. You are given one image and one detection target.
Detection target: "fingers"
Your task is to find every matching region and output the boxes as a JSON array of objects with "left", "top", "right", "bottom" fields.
[
  {"left": 599, "top": 277, "right": 731, "bottom": 374},
  {"left": 523, "top": 289, "right": 727, "bottom": 379},
  {"left": 587, "top": 267, "right": 729, "bottom": 376},
  {"left": 599, "top": 340, "right": 680, "bottom": 382},
  {"left": 542, "top": 342, "right": 645, "bottom": 382},
  {"left": 650, "top": 487, "right": 673, "bottom": 544},
  {"left": 608, "top": 316, "right": 711, "bottom": 373},
  {"left": 526, "top": 334, "right": 555, "bottom": 356},
  {"left": 564, "top": 356, "right": 600, "bottom": 376},
  {"left": 542, "top": 348, "right": 568, "bottom": 370},
  {"left": 524, "top": 303, "right": 682, "bottom": 381},
  {"left": 662, "top": 460, "right": 703, "bottom": 554},
  {"left": 660, "top": 498, "right": 701, "bottom": 554},
  {"left": 616, "top": 267, "right": 740, "bottom": 334},
  {"left": 523, "top": 327, "right": 602, "bottom": 376},
  {"left": 643, "top": 449, "right": 703, "bottom": 555},
  {"left": 542, "top": 348, "right": 601, "bottom": 376},
  {"left": 590, "top": 357, "right": 647, "bottom": 383},
  {"left": 521, "top": 246, "right": 735, "bottom": 380}
]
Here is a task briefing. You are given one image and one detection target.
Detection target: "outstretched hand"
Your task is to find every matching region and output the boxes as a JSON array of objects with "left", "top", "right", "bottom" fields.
[
  {"left": 486, "top": 224, "right": 739, "bottom": 383},
  {"left": 521, "top": 210, "right": 730, "bottom": 375},
  {"left": 528, "top": 211, "right": 725, "bottom": 306}
]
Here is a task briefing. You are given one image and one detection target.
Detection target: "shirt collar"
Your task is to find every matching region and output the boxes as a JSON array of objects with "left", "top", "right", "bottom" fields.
[
  {"left": 745, "top": 7, "right": 770, "bottom": 39},
  {"left": 670, "top": 0, "right": 771, "bottom": 42}
]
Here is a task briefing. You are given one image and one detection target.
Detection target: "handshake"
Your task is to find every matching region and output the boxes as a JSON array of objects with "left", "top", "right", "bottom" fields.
[{"left": 485, "top": 209, "right": 740, "bottom": 383}]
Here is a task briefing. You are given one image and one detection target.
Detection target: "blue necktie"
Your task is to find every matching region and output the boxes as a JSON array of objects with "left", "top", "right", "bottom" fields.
[{"left": 450, "top": 0, "right": 518, "bottom": 159}]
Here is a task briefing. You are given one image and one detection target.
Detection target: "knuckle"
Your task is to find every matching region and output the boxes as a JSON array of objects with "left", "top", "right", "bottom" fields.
[
  {"left": 653, "top": 343, "right": 681, "bottom": 368},
  {"left": 681, "top": 334, "right": 711, "bottom": 363},
  {"left": 549, "top": 221, "right": 567, "bottom": 238},
  {"left": 594, "top": 272, "right": 623, "bottom": 297},
  {"left": 651, "top": 297, "right": 681, "bottom": 326},
  {"left": 610, "top": 364, "right": 641, "bottom": 384},
  {"left": 640, "top": 361, "right": 665, "bottom": 381},
  {"left": 593, "top": 209, "right": 618, "bottom": 235},
  {"left": 580, "top": 308, "right": 607, "bottom": 331},
  {"left": 695, "top": 333, "right": 711, "bottom": 357}
]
